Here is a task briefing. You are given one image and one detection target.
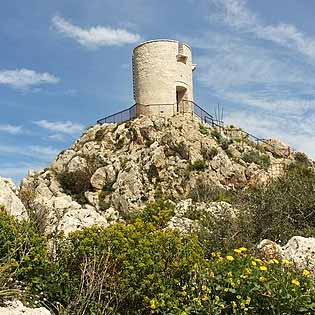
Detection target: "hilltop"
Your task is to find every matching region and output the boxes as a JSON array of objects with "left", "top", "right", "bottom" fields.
[{"left": 17, "top": 114, "right": 295, "bottom": 235}]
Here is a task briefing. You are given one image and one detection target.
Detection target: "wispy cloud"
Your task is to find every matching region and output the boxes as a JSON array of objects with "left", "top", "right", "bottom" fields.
[
  {"left": 0, "top": 124, "right": 23, "bottom": 135},
  {"left": 34, "top": 120, "right": 84, "bottom": 135},
  {"left": 210, "top": 0, "right": 315, "bottom": 59},
  {"left": 52, "top": 15, "right": 142, "bottom": 49},
  {"left": 188, "top": 0, "right": 315, "bottom": 158},
  {"left": 0, "top": 144, "right": 59, "bottom": 160},
  {"left": 0, "top": 69, "right": 59, "bottom": 89}
]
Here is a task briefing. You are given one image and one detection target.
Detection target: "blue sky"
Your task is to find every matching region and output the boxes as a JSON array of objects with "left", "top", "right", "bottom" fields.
[{"left": 1, "top": 0, "right": 315, "bottom": 183}]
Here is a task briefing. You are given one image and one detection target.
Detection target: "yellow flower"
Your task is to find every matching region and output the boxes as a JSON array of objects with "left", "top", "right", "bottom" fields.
[
  {"left": 244, "top": 268, "right": 252, "bottom": 274},
  {"left": 273, "top": 259, "right": 279, "bottom": 264},
  {"left": 234, "top": 247, "right": 247, "bottom": 254},
  {"left": 232, "top": 301, "right": 237, "bottom": 308},
  {"left": 254, "top": 258, "right": 264, "bottom": 264},
  {"left": 192, "top": 297, "right": 201, "bottom": 306},
  {"left": 259, "top": 266, "right": 268, "bottom": 271},
  {"left": 282, "top": 259, "right": 291, "bottom": 265},
  {"left": 302, "top": 269, "right": 311, "bottom": 277},
  {"left": 226, "top": 255, "right": 234, "bottom": 262},
  {"left": 227, "top": 271, "right": 233, "bottom": 277},
  {"left": 259, "top": 276, "right": 266, "bottom": 282},
  {"left": 251, "top": 260, "right": 257, "bottom": 266},
  {"left": 245, "top": 296, "right": 251, "bottom": 305},
  {"left": 291, "top": 279, "right": 300, "bottom": 287},
  {"left": 202, "top": 295, "right": 209, "bottom": 301},
  {"left": 150, "top": 299, "right": 158, "bottom": 310}
]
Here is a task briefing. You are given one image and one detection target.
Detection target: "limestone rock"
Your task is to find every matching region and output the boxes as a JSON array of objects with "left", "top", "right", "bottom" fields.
[
  {"left": 0, "top": 300, "right": 51, "bottom": 315},
  {"left": 91, "top": 165, "right": 116, "bottom": 190},
  {"left": 56, "top": 206, "right": 109, "bottom": 235},
  {"left": 0, "top": 177, "right": 27, "bottom": 220},
  {"left": 168, "top": 199, "right": 238, "bottom": 233},
  {"left": 282, "top": 236, "right": 315, "bottom": 269},
  {"left": 263, "top": 139, "right": 291, "bottom": 158},
  {"left": 258, "top": 236, "right": 315, "bottom": 269},
  {"left": 19, "top": 115, "right": 297, "bottom": 233}
]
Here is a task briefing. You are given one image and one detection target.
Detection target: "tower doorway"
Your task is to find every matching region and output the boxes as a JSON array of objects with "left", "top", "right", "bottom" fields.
[{"left": 176, "top": 86, "right": 187, "bottom": 113}]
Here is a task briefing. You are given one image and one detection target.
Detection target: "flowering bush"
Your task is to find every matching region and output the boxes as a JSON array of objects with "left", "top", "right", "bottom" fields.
[{"left": 1, "top": 204, "right": 315, "bottom": 314}]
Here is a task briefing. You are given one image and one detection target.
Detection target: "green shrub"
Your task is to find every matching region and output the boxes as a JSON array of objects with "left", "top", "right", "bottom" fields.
[
  {"left": 0, "top": 211, "right": 49, "bottom": 298},
  {"left": 51, "top": 220, "right": 205, "bottom": 314},
  {"left": 201, "top": 146, "right": 218, "bottom": 160},
  {"left": 199, "top": 123, "right": 210, "bottom": 135},
  {"left": 211, "top": 129, "right": 223, "bottom": 143},
  {"left": 1, "top": 206, "right": 315, "bottom": 314},
  {"left": 221, "top": 139, "right": 230, "bottom": 151},
  {"left": 236, "top": 165, "right": 315, "bottom": 243},
  {"left": 242, "top": 150, "right": 271, "bottom": 170},
  {"left": 190, "top": 160, "right": 208, "bottom": 171},
  {"left": 136, "top": 200, "right": 175, "bottom": 228},
  {"left": 294, "top": 152, "right": 309, "bottom": 164},
  {"left": 190, "top": 182, "right": 232, "bottom": 203}
]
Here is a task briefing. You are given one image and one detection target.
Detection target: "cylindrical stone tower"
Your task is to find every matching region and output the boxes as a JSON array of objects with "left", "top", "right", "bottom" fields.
[{"left": 132, "top": 39, "right": 196, "bottom": 118}]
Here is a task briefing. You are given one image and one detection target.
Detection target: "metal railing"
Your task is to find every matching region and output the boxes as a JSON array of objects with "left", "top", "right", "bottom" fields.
[
  {"left": 97, "top": 100, "right": 223, "bottom": 126},
  {"left": 97, "top": 104, "right": 137, "bottom": 124}
]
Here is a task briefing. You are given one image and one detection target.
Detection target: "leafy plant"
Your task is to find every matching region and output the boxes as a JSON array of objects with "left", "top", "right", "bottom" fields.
[
  {"left": 242, "top": 150, "right": 271, "bottom": 170},
  {"left": 199, "top": 123, "right": 210, "bottom": 135},
  {"left": 190, "top": 159, "right": 208, "bottom": 171}
]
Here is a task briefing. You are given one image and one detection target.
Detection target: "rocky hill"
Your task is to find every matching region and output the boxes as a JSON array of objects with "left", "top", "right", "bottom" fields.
[{"left": 17, "top": 114, "right": 295, "bottom": 235}]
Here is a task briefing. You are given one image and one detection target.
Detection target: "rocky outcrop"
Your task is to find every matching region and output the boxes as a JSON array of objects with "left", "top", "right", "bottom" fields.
[
  {"left": 0, "top": 177, "right": 27, "bottom": 220},
  {"left": 168, "top": 199, "right": 238, "bottom": 233},
  {"left": 0, "top": 300, "right": 51, "bottom": 315},
  {"left": 258, "top": 236, "right": 315, "bottom": 270},
  {"left": 19, "top": 115, "right": 295, "bottom": 234}
]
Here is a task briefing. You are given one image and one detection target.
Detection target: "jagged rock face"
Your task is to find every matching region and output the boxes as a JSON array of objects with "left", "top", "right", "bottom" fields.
[
  {"left": 0, "top": 300, "right": 51, "bottom": 315},
  {"left": 258, "top": 237, "right": 315, "bottom": 270},
  {"left": 19, "top": 115, "right": 294, "bottom": 234},
  {"left": 0, "top": 177, "right": 27, "bottom": 220}
]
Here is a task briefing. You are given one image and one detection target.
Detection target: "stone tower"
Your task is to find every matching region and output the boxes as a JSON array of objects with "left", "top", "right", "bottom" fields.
[{"left": 132, "top": 39, "right": 196, "bottom": 118}]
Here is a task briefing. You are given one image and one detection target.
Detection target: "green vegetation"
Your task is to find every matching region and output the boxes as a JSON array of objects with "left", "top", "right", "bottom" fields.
[
  {"left": 241, "top": 150, "right": 271, "bottom": 170},
  {"left": 201, "top": 145, "right": 218, "bottom": 161},
  {"left": 190, "top": 159, "right": 208, "bottom": 171},
  {"left": 2, "top": 165, "right": 315, "bottom": 314},
  {"left": 199, "top": 123, "right": 210, "bottom": 135}
]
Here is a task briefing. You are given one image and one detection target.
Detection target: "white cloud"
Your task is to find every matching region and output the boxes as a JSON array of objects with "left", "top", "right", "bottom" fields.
[
  {"left": 0, "top": 144, "right": 59, "bottom": 160},
  {"left": 52, "top": 15, "right": 142, "bottom": 48},
  {"left": 0, "top": 124, "right": 23, "bottom": 135},
  {"left": 210, "top": 0, "right": 315, "bottom": 59},
  {"left": 0, "top": 69, "right": 59, "bottom": 89},
  {"left": 34, "top": 120, "right": 84, "bottom": 135},
  {"left": 48, "top": 134, "right": 66, "bottom": 142}
]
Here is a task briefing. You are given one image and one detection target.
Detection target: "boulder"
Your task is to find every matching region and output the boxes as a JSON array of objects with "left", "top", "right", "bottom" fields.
[
  {"left": 263, "top": 139, "right": 290, "bottom": 158},
  {"left": 258, "top": 236, "right": 315, "bottom": 269},
  {"left": 0, "top": 177, "right": 27, "bottom": 220},
  {"left": 91, "top": 165, "right": 116, "bottom": 190},
  {"left": 0, "top": 300, "right": 51, "bottom": 315},
  {"left": 56, "top": 206, "right": 109, "bottom": 235}
]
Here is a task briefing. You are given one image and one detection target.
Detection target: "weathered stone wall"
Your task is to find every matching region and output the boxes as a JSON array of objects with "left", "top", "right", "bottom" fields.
[{"left": 133, "top": 40, "right": 194, "bottom": 118}]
